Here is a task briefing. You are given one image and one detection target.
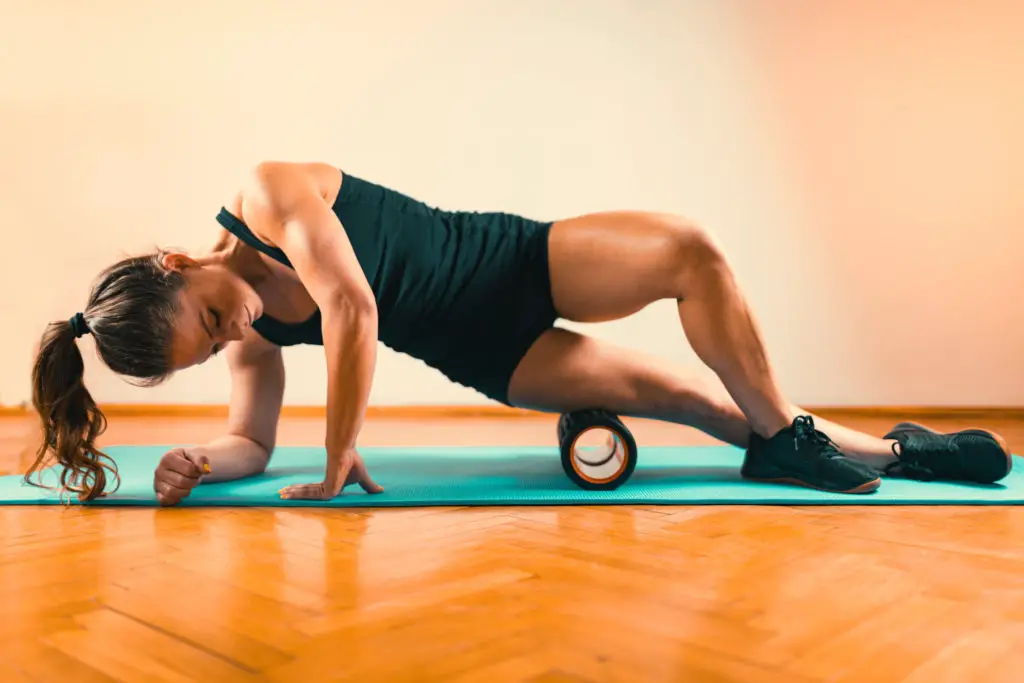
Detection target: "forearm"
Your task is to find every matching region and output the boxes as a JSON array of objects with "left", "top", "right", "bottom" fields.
[
  {"left": 190, "top": 434, "right": 271, "bottom": 483},
  {"left": 322, "top": 304, "right": 377, "bottom": 479}
]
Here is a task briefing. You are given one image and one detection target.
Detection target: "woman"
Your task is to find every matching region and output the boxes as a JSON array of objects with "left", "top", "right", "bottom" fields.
[{"left": 28, "top": 161, "right": 1011, "bottom": 504}]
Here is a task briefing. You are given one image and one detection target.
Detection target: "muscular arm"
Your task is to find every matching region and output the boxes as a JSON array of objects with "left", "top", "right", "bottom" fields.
[
  {"left": 237, "top": 161, "right": 377, "bottom": 491},
  {"left": 191, "top": 329, "right": 285, "bottom": 482}
]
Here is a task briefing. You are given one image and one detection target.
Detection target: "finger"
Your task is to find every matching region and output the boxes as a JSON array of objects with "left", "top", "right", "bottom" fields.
[
  {"left": 333, "top": 456, "right": 356, "bottom": 495},
  {"left": 182, "top": 450, "right": 212, "bottom": 475},
  {"left": 360, "top": 480, "right": 384, "bottom": 494},
  {"left": 158, "top": 471, "right": 199, "bottom": 490},
  {"left": 179, "top": 450, "right": 211, "bottom": 476},
  {"left": 161, "top": 481, "right": 192, "bottom": 501},
  {"left": 278, "top": 483, "right": 326, "bottom": 500},
  {"left": 353, "top": 460, "right": 384, "bottom": 494},
  {"left": 163, "top": 452, "right": 203, "bottom": 478},
  {"left": 155, "top": 481, "right": 190, "bottom": 506}
]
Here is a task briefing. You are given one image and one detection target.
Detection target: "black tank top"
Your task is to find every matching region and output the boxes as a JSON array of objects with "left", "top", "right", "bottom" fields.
[{"left": 214, "top": 170, "right": 551, "bottom": 360}]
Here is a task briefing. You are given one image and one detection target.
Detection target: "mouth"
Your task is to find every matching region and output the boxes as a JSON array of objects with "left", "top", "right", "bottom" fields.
[{"left": 244, "top": 304, "right": 253, "bottom": 328}]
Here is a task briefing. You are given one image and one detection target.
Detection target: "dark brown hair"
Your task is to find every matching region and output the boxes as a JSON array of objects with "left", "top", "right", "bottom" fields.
[{"left": 26, "top": 253, "right": 186, "bottom": 501}]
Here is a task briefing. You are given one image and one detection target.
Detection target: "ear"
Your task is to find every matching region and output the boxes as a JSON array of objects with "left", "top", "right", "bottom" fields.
[{"left": 160, "top": 252, "right": 201, "bottom": 272}]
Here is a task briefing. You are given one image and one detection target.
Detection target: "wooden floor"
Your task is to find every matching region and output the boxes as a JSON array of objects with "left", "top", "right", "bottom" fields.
[{"left": 1, "top": 412, "right": 1022, "bottom": 683}]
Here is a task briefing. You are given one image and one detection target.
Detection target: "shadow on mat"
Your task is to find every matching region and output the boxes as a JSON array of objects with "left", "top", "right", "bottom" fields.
[
  {"left": 264, "top": 453, "right": 567, "bottom": 479},
  {"left": 629, "top": 466, "right": 742, "bottom": 485},
  {"left": 260, "top": 453, "right": 746, "bottom": 488}
]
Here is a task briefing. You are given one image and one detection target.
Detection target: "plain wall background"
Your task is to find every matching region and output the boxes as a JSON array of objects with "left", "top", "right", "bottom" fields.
[{"left": 1, "top": 0, "right": 1021, "bottom": 408}]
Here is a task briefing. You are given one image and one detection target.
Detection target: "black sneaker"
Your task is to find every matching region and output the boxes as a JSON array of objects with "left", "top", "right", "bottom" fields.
[
  {"left": 741, "top": 415, "right": 881, "bottom": 494},
  {"left": 882, "top": 421, "right": 1012, "bottom": 484}
]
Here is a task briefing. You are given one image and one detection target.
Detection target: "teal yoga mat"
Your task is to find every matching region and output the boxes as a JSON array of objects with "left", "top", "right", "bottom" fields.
[{"left": 1, "top": 445, "right": 1021, "bottom": 507}]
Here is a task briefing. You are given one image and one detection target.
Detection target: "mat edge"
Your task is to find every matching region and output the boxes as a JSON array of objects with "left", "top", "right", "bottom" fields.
[{"left": 3, "top": 404, "right": 1024, "bottom": 420}]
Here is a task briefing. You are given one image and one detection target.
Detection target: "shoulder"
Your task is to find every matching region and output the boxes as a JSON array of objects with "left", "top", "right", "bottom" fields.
[
  {"left": 221, "top": 161, "right": 342, "bottom": 246},
  {"left": 229, "top": 161, "right": 342, "bottom": 242},
  {"left": 244, "top": 161, "right": 341, "bottom": 209}
]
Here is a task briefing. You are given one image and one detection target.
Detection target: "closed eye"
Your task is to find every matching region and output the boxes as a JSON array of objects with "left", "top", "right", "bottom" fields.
[{"left": 200, "top": 308, "right": 224, "bottom": 361}]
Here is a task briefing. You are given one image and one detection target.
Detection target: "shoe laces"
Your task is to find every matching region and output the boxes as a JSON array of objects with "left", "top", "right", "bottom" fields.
[
  {"left": 883, "top": 431, "right": 957, "bottom": 480},
  {"left": 792, "top": 415, "right": 844, "bottom": 459}
]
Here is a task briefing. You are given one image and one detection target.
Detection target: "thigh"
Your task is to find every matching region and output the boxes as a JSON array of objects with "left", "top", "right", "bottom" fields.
[
  {"left": 547, "top": 211, "right": 717, "bottom": 323},
  {"left": 507, "top": 327, "right": 748, "bottom": 445}
]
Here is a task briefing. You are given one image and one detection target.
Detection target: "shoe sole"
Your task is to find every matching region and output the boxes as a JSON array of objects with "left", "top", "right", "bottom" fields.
[
  {"left": 743, "top": 475, "right": 882, "bottom": 495},
  {"left": 883, "top": 420, "right": 1012, "bottom": 483}
]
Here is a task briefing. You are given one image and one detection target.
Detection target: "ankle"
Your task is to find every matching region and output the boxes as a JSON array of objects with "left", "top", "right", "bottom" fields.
[{"left": 753, "top": 409, "right": 800, "bottom": 440}]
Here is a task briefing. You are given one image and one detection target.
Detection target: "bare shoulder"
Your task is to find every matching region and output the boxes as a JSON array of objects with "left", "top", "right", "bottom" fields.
[
  {"left": 245, "top": 161, "right": 341, "bottom": 209},
  {"left": 226, "top": 161, "right": 342, "bottom": 246}
]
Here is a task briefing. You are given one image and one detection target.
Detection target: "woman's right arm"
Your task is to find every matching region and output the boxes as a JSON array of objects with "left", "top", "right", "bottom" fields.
[{"left": 153, "top": 329, "right": 284, "bottom": 505}]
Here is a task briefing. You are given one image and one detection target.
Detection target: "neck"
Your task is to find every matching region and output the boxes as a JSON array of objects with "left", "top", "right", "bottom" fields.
[{"left": 202, "top": 232, "right": 269, "bottom": 286}]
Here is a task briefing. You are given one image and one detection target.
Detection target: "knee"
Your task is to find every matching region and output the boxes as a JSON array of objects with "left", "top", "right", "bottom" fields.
[{"left": 658, "top": 216, "right": 729, "bottom": 290}]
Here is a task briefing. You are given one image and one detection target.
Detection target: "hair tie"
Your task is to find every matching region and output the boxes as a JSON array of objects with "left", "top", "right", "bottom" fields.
[{"left": 69, "top": 312, "right": 91, "bottom": 338}]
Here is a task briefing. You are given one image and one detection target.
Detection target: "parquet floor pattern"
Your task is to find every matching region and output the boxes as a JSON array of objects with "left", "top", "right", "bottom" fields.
[{"left": 1, "top": 414, "right": 1022, "bottom": 683}]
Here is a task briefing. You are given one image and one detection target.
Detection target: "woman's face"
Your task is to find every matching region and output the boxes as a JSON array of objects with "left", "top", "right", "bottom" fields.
[{"left": 164, "top": 254, "right": 264, "bottom": 370}]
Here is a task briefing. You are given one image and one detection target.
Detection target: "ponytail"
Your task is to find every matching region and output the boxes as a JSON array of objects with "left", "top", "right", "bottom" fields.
[
  {"left": 25, "top": 319, "right": 119, "bottom": 502},
  {"left": 24, "top": 251, "right": 186, "bottom": 500}
]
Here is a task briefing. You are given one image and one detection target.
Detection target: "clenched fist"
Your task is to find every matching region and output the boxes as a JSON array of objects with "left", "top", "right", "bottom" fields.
[{"left": 153, "top": 447, "right": 211, "bottom": 506}]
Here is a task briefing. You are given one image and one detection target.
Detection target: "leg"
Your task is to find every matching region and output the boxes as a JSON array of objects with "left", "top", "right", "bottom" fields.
[
  {"left": 544, "top": 211, "right": 798, "bottom": 438},
  {"left": 508, "top": 328, "right": 899, "bottom": 469},
  {"left": 518, "top": 211, "right": 890, "bottom": 494},
  {"left": 511, "top": 211, "right": 1011, "bottom": 485}
]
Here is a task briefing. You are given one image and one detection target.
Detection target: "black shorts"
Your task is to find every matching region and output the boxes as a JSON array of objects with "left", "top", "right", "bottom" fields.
[{"left": 412, "top": 220, "right": 557, "bottom": 405}]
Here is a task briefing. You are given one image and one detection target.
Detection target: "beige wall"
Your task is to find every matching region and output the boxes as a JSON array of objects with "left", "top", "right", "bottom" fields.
[{"left": 1, "top": 0, "right": 1021, "bottom": 408}]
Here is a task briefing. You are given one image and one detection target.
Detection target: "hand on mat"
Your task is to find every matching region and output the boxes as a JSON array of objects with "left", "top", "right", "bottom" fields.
[
  {"left": 279, "top": 447, "right": 384, "bottom": 500},
  {"left": 154, "top": 447, "right": 211, "bottom": 506}
]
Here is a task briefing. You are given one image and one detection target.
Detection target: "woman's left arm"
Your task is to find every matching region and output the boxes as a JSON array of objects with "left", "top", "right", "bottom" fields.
[{"left": 239, "top": 161, "right": 383, "bottom": 499}]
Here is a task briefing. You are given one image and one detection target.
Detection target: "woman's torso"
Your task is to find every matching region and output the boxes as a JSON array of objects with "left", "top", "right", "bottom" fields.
[{"left": 215, "top": 167, "right": 551, "bottom": 358}]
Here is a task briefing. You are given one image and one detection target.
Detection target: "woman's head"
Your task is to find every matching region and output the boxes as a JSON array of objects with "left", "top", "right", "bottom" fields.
[{"left": 27, "top": 250, "right": 262, "bottom": 501}]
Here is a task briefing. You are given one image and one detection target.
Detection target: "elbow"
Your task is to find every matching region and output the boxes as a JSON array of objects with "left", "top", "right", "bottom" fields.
[
  {"left": 230, "top": 433, "right": 274, "bottom": 473},
  {"left": 254, "top": 443, "right": 273, "bottom": 473},
  {"left": 322, "top": 290, "right": 377, "bottom": 322}
]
